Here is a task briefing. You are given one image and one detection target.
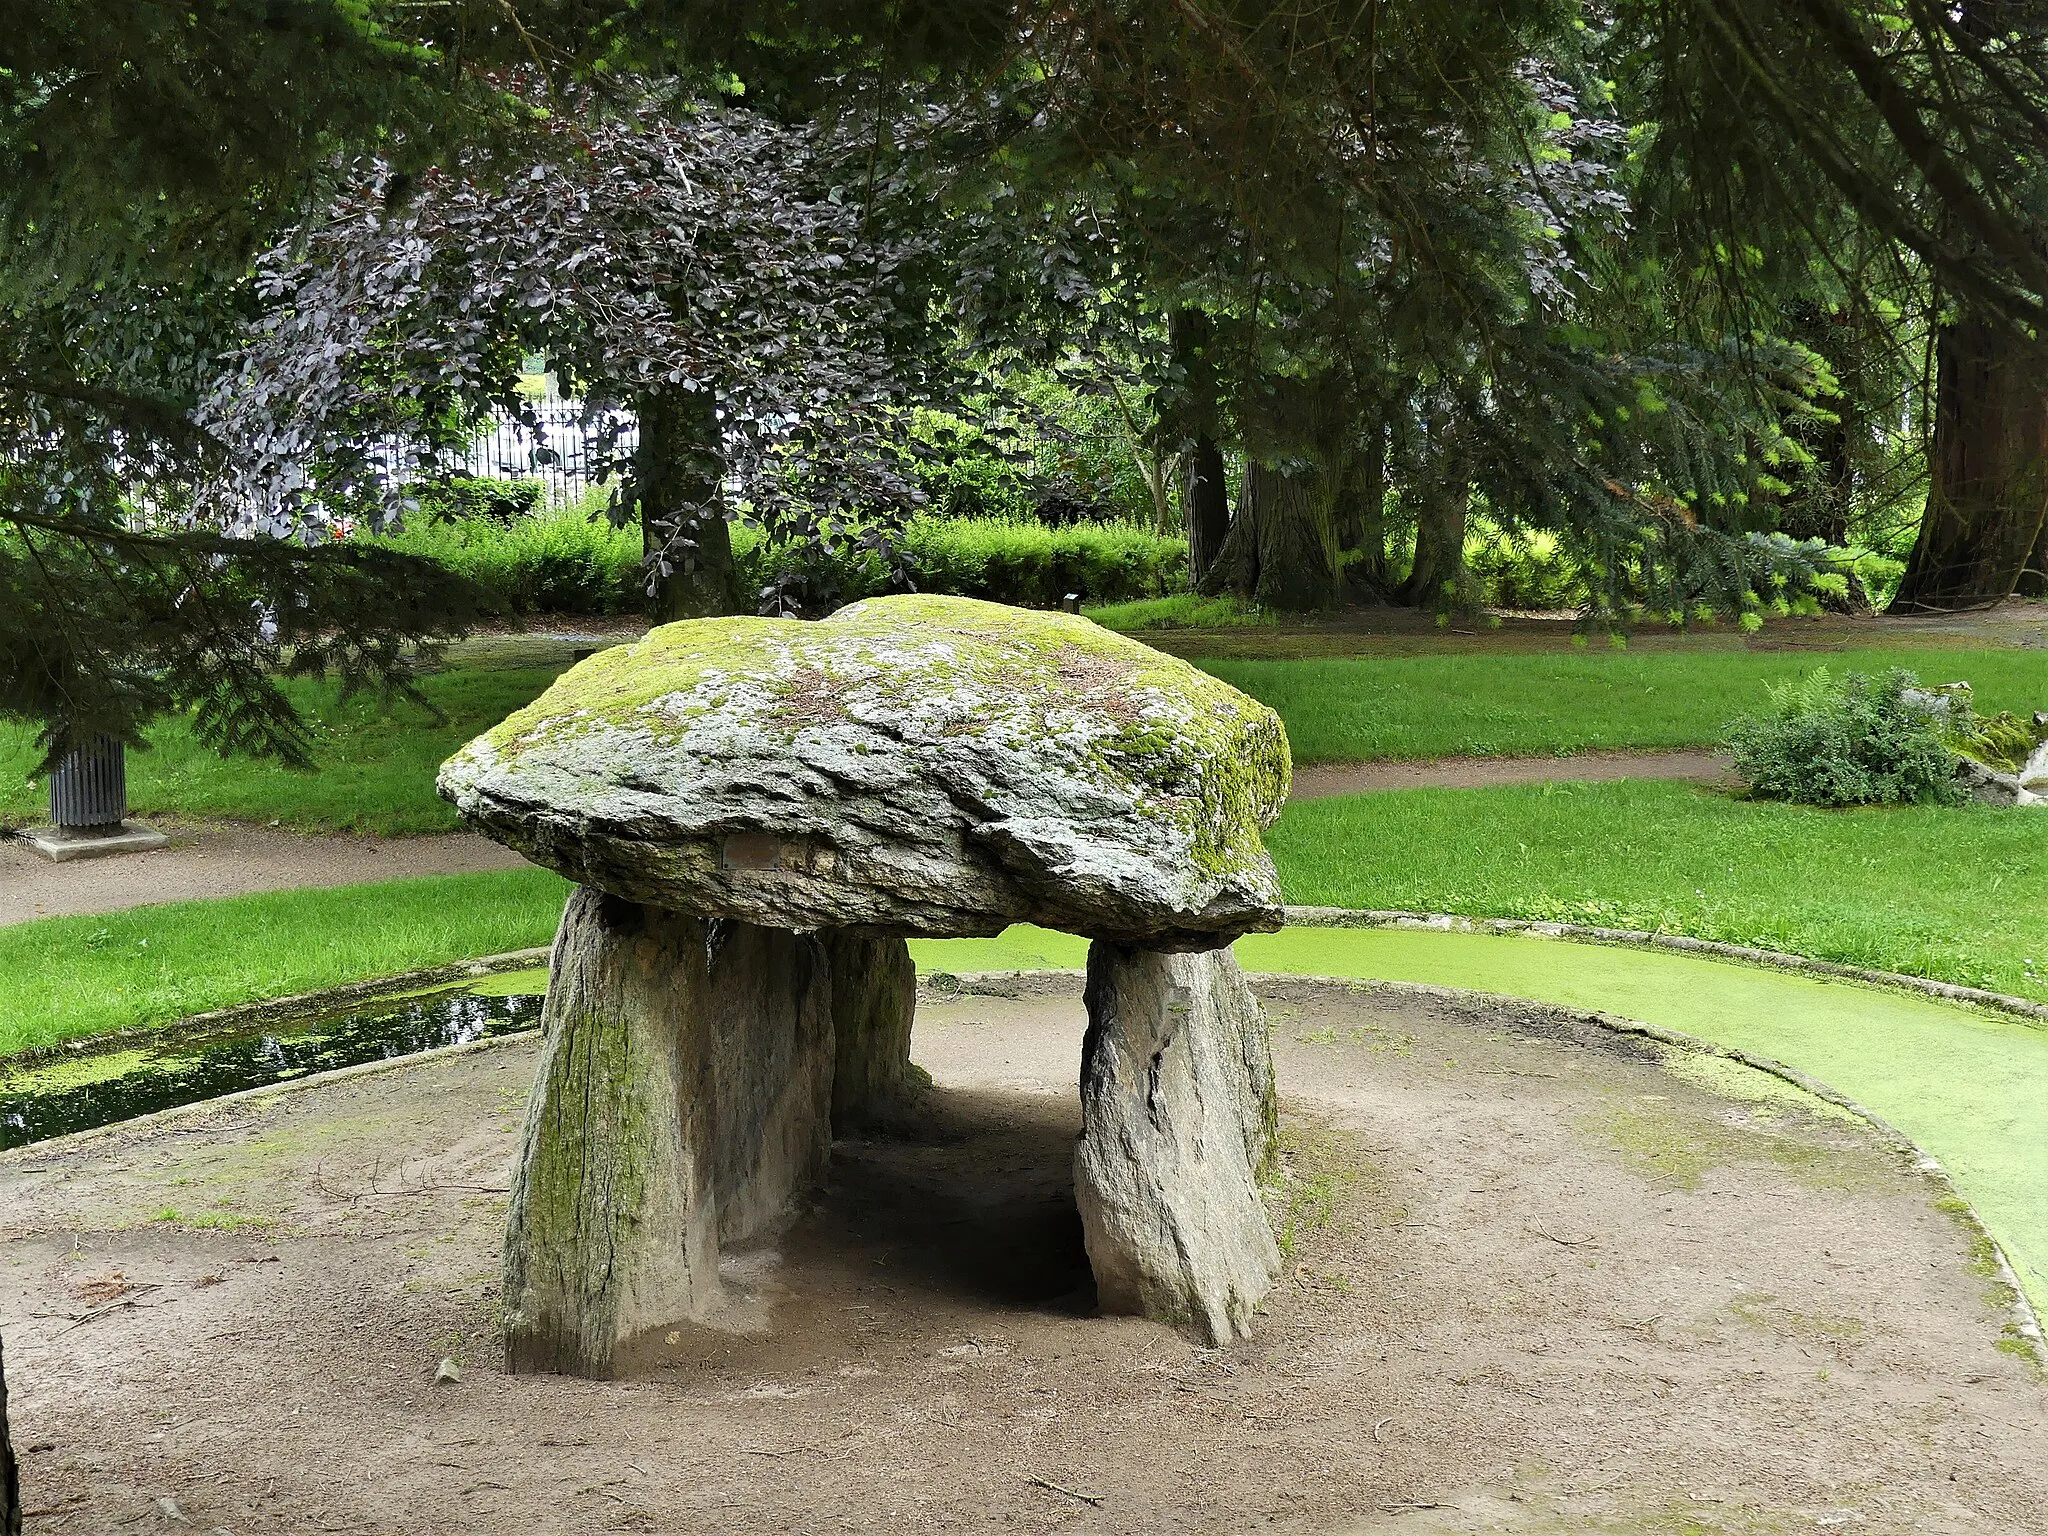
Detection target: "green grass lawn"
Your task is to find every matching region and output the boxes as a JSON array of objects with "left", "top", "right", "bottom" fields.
[
  {"left": 0, "top": 667, "right": 562, "bottom": 835},
  {"left": 7, "top": 642, "right": 2046, "bottom": 834},
  {"left": 12, "top": 777, "right": 2048, "bottom": 1059},
  {"left": 0, "top": 867, "right": 573, "bottom": 1056},
  {"left": 1270, "top": 779, "right": 2048, "bottom": 1003},
  {"left": 1207, "top": 646, "right": 2048, "bottom": 763}
]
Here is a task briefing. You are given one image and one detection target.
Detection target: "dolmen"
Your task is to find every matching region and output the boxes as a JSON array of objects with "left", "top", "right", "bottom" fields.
[{"left": 438, "top": 594, "right": 1293, "bottom": 1376}]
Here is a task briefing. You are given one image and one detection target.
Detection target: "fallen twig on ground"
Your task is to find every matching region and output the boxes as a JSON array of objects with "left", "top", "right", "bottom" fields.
[{"left": 1028, "top": 1475, "right": 1105, "bottom": 1508}]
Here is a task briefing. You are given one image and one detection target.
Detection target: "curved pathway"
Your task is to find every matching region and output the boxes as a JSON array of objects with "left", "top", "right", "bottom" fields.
[
  {"left": 0, "top": 822, "right": 525, "bottom": 926},
  {"left": 911, "top": 923, "right": 2048, "bottom": 1323}
]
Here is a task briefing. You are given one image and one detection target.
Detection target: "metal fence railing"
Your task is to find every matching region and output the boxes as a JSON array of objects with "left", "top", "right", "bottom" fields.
[{"left": 454, "top": 400, "right": 638, "bottom": 504}]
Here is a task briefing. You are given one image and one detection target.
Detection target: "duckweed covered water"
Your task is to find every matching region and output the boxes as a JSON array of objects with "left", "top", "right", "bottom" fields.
[
  {"left": 0, "top": 979, "right": 546, "bottom": 1150},
  {"left": 911, "top": 923, "right": 2048, "bottom": 1319}
]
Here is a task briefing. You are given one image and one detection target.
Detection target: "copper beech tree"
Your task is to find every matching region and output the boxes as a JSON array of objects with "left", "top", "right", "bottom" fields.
[{"left": 206, "top": 78, "right": 957, "bottom": 621}]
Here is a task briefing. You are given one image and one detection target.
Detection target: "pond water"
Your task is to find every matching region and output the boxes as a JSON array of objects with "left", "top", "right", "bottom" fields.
[{"left": 0, "top": 978, "right": 547, "bottom": 1151}]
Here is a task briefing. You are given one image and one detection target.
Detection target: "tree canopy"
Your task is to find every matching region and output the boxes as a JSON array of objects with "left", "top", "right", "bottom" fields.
[{"left": 6, "top": 0, "right": 2048, "bottom": 768}]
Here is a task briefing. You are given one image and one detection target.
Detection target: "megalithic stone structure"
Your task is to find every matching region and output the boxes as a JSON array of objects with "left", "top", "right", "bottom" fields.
[{"left": 439, "top": 594, "right": 1293, "bottom": 1374}]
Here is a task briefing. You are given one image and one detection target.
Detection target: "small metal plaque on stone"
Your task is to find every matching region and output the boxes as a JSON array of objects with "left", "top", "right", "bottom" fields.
[{"left": 722, "top": 832, "right": 783, "bottom": 871}]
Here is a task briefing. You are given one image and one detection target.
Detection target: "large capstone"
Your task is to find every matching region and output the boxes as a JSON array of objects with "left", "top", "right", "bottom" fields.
[{"left": 438, "top": 595, "right": 1290, "bottom": 949}]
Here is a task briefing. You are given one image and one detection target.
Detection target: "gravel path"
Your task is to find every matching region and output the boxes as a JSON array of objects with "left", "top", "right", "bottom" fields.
[
  {"left": 0, "top": 822, "right": 526, "bottom": 926},
  {"left": 1, "top": 748, "right": 1731, "bottom": 926}
]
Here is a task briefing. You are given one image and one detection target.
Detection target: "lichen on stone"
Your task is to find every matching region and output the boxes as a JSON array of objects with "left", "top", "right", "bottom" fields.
[
  {"left": 440, "top": 595, "right": 1292, "bottom": 946},
  {"left": 1948, "top": 709, "right": 2048, "bottom": 775}
]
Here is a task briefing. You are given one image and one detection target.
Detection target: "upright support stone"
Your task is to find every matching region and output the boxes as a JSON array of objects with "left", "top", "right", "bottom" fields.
[
  {"left": 822, "top": 932, "right": 920, "bottom": 1132},
  {"left": 702, "top": 919, "right": 834, "bottom": 1244},
  {"left": 503, "top": 888, "right": 834, "bottom": 1377},
  {"left": 1074, "top": 942, "right": 1280, "bottom": 1345},
  {"left": 504, "top": 889, "right": 716, "bottom": 1377}
]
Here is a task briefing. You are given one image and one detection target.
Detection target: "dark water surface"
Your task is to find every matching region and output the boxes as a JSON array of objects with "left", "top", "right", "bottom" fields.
[{"left": 0, "top": 984, "right": 545, "bottom": 1151}]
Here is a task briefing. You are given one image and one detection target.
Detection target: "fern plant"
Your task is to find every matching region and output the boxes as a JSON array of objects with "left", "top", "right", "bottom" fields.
[{"left": 1726, "top": 669, "right": 1967, "bottom": 808}]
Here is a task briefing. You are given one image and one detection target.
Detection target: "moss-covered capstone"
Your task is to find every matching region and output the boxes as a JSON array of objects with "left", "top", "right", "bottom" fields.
[{"left": 439, "top": 595, "right": 1291, "bottom": 948}]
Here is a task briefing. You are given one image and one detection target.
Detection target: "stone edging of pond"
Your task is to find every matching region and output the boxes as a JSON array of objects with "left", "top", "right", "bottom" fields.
[
  {"left": 9, "top": 947, "right": 552, "bottom": 1069},
  {"left": 1284, "top": 906, "right": 2048, "bottom": 1028}
]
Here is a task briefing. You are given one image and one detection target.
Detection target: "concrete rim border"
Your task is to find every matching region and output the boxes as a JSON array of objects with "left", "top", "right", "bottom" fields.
[{"left": 1282, "top": 905, "right": 2048, "bottom": 1027}]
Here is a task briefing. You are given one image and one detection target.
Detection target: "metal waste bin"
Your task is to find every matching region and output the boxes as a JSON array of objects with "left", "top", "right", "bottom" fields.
[{"left": 49, "top": 734, "right": 128, "bottom": 829}]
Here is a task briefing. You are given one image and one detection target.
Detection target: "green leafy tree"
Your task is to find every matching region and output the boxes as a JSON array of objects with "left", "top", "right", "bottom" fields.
[
  {"left": 210, "top": 76, "right": 955, "bottom": 619},
  {"left": 1620, "top": 0, "right": 2048, "bottom": 609}
]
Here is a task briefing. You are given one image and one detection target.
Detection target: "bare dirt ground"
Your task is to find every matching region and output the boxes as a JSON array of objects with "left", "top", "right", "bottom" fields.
[
  {"left": 1289, "top": 749, "right": 1734, "bottom": 799},
  {"left": 3, "top": 975, "right": 2041, "bottom": 1534},
  {"left": 0, "top": 822, "right": 526, "bottom": 926}
]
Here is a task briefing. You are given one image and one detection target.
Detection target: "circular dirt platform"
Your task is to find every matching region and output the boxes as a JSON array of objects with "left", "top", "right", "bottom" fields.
[{"left": 2, "top": 976, "right": 2041, "bottom": 1533}]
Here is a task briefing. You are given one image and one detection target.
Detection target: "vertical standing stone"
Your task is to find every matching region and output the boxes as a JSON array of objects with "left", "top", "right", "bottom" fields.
[
  {"left": 702, "top": 920, "right": 835, "bottom": 1244},
  {"left": 1, "top": 1331, "right": 17, "bottom": 1536},
  {"left": 1074, "top": 942, "right": 1280, "bottom": 1345},
  {"left": 821, "top": 932, "right": 920, "bottom": 1132},
  {"left": 502, "top": 889, "right": 835, "bottom": 1377},
  {"left": 503, "top": 889, "right": 718, "bottom": 1377}
]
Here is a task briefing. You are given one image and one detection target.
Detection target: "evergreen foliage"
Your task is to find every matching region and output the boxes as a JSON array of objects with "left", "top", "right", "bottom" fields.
[
  {"left": 0, "top": 0, "right": 496, "bottom": 763},
  {"left": 10, "top": 0, "right": 2048, "bottom": 770}
]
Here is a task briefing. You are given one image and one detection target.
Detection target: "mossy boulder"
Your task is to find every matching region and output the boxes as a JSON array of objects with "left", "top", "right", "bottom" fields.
[{"left": 439, "top": 595, "right": 1291, "bottom": 947}]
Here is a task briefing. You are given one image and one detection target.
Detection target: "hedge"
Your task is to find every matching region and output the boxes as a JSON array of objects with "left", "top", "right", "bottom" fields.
[{"left": 374, "top": 499, "right": 1187, "bottom": 617}]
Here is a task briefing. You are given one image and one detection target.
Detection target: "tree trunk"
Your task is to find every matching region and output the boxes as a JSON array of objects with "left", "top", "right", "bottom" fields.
[
  {"left": 2, "top": 1333, "right": 18, "bottom": 1536},
  {"left": 637, "top": 389, "right": 741, "bottom": 621},
  {"left": 1201, "top": 458, "right": 1341, "bottom": 611},
  {"left": 1894, "top": 312, "right": 2048, "bottom": 609},
  {"left": 1400, "top": 478, "right": 1473, "bottom": 610},
  {"left": 1340, "top": 416, "right": 1390, "bottom": 596},
  {"left": 1181, "top": 433, "right": 1231, "bottom": 589},
  {"left": 1168, "top": 309, "right": 1232, "bottom": 591}
]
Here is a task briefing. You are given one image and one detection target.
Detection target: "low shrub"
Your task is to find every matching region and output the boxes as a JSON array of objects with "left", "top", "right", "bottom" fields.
[
  {"left": 1086, "top": 594, "right": 1274, "bottom": 632},
  {"left": 379, "top": 497, "right": 643, "bottom": 617},
  {"left": 1726, "top": 668, "right": 1967, "bottom": 808},
  {"left": 373, "top": 502, "right": 1186, "bottom": 616},
  {"left": 413, "top": 475, "right": 546, "bottom": 525},
  {"left": 890, "top": 516, "right": 1185, "bottom": 607}
]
